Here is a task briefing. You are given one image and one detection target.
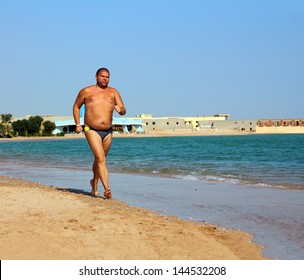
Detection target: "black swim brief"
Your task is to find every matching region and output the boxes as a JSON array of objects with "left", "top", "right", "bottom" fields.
[{"left": 84, "top": 125, "right": 113, "bottom": 141}]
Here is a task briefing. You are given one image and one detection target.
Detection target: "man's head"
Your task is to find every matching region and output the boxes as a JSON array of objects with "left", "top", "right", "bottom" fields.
[
  {"left": 96, "top": 67, "right": 110, "bottom": 88},
  {"left": 96, "top": 67, "right": 110, "bottom": 76}
]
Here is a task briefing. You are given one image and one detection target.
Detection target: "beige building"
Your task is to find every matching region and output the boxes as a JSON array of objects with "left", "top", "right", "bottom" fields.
[
  {"left": 136, "top": 115, "right": 304, "bottom": 134},
  {"left": 137, "top": 114, "right": 231, "bottom": 132},
  {"left": 198, "top": 119, "right": 257, "bottom": 132}
]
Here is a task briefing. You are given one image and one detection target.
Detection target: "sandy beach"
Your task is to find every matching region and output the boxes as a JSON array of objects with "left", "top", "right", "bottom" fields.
[{"left": 0, "top": 176, "right": 266, "bottom": 260}]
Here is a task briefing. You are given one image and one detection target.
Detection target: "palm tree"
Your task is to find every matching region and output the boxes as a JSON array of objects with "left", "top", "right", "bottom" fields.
[{"left": 0, "top": 113, "right": 13, "bottom": 134}]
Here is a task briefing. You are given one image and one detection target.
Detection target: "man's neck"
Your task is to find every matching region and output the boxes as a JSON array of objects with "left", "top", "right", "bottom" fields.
[{"left": 96, "top": 83, "right": 108, "bottom": 90}]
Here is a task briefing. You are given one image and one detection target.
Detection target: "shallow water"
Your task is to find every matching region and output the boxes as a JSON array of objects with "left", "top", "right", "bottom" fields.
[{"left": 1, "top": 134, "right": 303, "bottom": 189}]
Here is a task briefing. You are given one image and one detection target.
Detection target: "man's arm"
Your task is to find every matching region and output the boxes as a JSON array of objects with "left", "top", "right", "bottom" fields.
[
  {"left": 73, "top": 90, "right": 85, "bottom": 133},
  {"left": 114, "top": 90, "right": 126, "bottom": 116}
]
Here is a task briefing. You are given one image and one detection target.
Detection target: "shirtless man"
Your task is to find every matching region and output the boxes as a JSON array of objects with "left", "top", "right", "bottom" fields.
[{"left": 73, "top": 68, "right": 126, "bottom": 199}]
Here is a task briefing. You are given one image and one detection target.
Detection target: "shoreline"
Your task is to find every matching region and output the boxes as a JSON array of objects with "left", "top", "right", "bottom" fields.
[
  {"left": 1, "top": 128, "right": 303, "bottom": 142},
  {"left": 0, "top": 176, "right": 266, "bottom": 260},
  {"left": 0, "top": 130, "right": 253, "bottom": 142},
  {"left": 1, "top": 135, "right": 303, "bottom": 259}
]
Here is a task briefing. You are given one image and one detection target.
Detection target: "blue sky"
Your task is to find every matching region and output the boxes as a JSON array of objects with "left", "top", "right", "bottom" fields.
[{"left": 0, "top": 0, "right": 303, "bottom": 120}]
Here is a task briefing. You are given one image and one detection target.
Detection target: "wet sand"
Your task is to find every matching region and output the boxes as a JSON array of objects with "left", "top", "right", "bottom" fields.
[{"left": 0, "top": 176, "right": 266, "bottom": 260}]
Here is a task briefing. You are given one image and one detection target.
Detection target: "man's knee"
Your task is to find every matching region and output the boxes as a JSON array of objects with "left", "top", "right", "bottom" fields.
[{"left": 95, "top": 156, "right": 106, "bottom": 165}]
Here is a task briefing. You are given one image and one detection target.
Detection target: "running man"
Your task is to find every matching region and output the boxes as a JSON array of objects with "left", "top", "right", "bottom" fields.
[{"left": 73, "top": 67, "right": 126, "bottom": 198}]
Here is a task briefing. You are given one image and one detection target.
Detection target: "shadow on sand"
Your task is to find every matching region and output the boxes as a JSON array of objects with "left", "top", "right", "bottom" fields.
[{"left": 55, "top": 187, "right": 107, "bottom": 200}]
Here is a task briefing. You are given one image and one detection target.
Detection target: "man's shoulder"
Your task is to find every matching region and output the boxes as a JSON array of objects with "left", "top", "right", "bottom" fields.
[
  {"left": 82, "top": 85, "right": 95, "bottom": 91},
  {"left": 79, "top": 85, "right": 95, "bottom": 94},
  {"left": 106, "top": 86, "right": 118, "bottom": 93}
]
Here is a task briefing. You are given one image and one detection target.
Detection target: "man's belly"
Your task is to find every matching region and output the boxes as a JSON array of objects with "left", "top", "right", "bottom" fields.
[{"left": 84, "top": 116, "right": 112, "bottom": 130}]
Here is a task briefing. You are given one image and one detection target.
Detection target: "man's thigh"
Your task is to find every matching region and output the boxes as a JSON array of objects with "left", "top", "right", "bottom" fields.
[
  {"left": 85, "top": 130, "right": 105, "bottom": 157},
  {"left": 102, "top": 134, "right": 113, "bottom": 156}
]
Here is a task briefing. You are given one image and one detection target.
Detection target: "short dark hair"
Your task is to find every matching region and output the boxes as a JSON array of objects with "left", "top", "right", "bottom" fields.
[{"left": 96, "top": 67, "right": 110, "bottom": 76}]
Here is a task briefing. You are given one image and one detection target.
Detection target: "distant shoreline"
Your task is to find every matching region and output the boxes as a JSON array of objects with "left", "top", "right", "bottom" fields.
[
  {"left": 1, "top": 128, "right": 304, "bottom": 142},
  {"left": 0, "top": 130, "right": 252, "bottom": 141}
]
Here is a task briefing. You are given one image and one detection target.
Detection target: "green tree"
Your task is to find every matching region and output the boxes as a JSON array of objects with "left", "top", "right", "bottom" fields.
[
  {"left": 42, "top": 120, "right": 56, "bottom": 136},
  {"left": 27, "top": 116, "right": 44, "bottom": 136},
  {"left": 0, "top": 123, "right": 5, "bottom": 136},
  {"left": 12, "top": 119, "right": 29, "bottom": 136}
]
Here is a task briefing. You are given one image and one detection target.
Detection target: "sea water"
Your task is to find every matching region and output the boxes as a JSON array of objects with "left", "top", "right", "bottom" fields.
[
  {"left": 1, "top": 134, "right": 303, "bottom": 189},
  {"left": 0, "top": 134, "right": 303, "bottom": 259}
]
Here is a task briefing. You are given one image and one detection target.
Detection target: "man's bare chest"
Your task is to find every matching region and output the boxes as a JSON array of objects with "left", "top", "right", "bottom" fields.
[{"left": 85, "top": 93, "right": 114, "bottom": 105}]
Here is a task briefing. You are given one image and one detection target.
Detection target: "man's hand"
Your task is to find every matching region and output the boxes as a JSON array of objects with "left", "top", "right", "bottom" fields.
[
  {"left": 114, "top": 104, "right": 126, "bottom": 115},
  {"left": 114, "top": 105, "right": 122, "bottom": 113},
  {"left": 75, "top": 125, "right": 83, "bottom": 134}
]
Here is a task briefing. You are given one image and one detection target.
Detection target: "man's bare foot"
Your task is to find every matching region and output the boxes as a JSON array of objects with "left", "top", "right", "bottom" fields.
[
  {"left": 104, "top": 189, "right": 112, "bottom": 199},
  {"left": 90, "top": 179, "right": 99, "bottom": 197}
]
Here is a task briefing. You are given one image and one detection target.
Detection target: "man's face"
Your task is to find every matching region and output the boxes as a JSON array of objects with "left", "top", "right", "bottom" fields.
[{"left": 96, "top": 71, "right": 110, "bottom": 87}]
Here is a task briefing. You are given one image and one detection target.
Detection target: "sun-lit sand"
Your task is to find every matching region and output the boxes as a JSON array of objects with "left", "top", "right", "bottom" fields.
[{"left": 0, "top": 176, "right": 266, "bottom": 260}]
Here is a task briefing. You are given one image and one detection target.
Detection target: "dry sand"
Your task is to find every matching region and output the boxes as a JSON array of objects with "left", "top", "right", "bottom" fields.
[{"left": 0, "top": 176, "right": 266, "bottom": 260}]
